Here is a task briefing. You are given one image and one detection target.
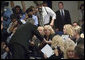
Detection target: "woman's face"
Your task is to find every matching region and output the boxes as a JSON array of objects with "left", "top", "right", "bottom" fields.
[
  {"left": 38, "top": 28, "right": 44, "bottom": 35},
  {"left": 67, "top": 50, "right": 75, "bottom": 59},
  {"left": 63, "top": 26, "right": 67, "bottom": 34},
  {"left": 44, "top": 29, "right": 51, "bottom": 36}
]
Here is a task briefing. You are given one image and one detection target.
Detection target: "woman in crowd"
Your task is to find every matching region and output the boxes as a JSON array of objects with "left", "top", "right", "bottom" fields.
[
  {"left": 39, "top": 25, "right": 55, "bottom": 49},
  {"left": 63, "top": 24, "right": 75, "bottom": 42},
  {"left": 62, "top": 24, "right": 76, "bottom": 59},
  {"left": 73, "top": 25, "right": 84, "bottom": 45},
  {"left": 43, "top": 35, "right": 64, "bottom": 59},
  {"left": 64, "top": 38, "right": 76, "bottom": 59}
]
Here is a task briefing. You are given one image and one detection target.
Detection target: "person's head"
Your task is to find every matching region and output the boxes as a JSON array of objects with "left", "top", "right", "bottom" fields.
[
  {"left": 74, "top": 25, "right": 81, "bottom": 38},
  {"left": 66, "top": 46, "right": 75, "bottom": 59},
  {"left": 64, "top": 38, "right": 76, "bottom": 59},
  {"left": 26, "top": 18, "right": 34, "bottom": 25},
  {"left": 51, "top": 35, "right": 64, "bottom": 52},
  {"left": 44, "top": 25, "right": 55, "bottom": 36},
  {"left": 12, "top": 5, "right": 22, "bottom": 14},
  {"left": 42, "top": 2, "right": 48, "bottom": 7},
  {"left": 72, "top": 22, "right": 78, "bottom": 28},
  {"left": 63, "top": 24, "right": 75, "bottom": 37},
  {"left": 58, "top": 2, "right": 64, "bottom": 9},
  {"left": 26, "top": 7, "right": 34, "bottom": 18},
  {"left": 29, "top": 6, "right": 35, "bottom": 14},
  {"left": 74, "top": 38, "right": 84, "bottom": 59},
  {"left": 37, "top": 26, "right": 44, "bottom": 36}
]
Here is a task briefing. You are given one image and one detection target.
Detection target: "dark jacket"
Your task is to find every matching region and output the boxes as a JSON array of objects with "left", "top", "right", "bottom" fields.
[
  {"left": 55, "top": 10, "right": 71, "bottom": 31},
  {"left": 9, "top": 21, "right": 44, "bottom": 50}
]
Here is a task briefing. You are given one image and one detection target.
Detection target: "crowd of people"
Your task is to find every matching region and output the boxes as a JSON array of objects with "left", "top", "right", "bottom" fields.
[{"left": 1, "top": 1, "right": 84, "bottom": 59}]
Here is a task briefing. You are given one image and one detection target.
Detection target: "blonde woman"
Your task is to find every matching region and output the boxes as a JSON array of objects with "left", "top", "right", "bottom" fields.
[
  {"left": 63, "top": 24, "right": 75, "bottom": 37},
  {"left": 44, "top": 35, "right": 64, "bottom": 59},
  {"left": 39, "top": 25, "right": 55, "bottom": 49},
  {"left": 64, "top": 38, "right": 76, "bottom": 59},
  {"left": 51, "top": 35, "right": 64, "bottom": 59},
  {"left": 37, "top": 26, "right": 45, "bottom": 36},
  {"left": 44, "top": 25, "right": 55, "bottom": 44},
  {"left": 73, "top": 25, "right": 84, "bottom": 45},
  {"left": 63, "top": 24, "right": 76, "bottom": 42},
  {"left": 51, "top": 35, "right": 64, "bottom": 52}
]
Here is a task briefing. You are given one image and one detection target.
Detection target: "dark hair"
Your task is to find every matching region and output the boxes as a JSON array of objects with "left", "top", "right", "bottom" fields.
[
  {"left": 10, "top": 14, "right": 18, "bottom": 20},
  {"left": 73, "top": 21, "right": 79, "bottom": 25},
  {"left": 12, "top": 5, "right": 22, "bottom": 14},
  {"left": 26, "top": 8, "right": 33, "bottom": 14},
  {"left": 58, "top": 2, "right": 63, "bottom": 5}
]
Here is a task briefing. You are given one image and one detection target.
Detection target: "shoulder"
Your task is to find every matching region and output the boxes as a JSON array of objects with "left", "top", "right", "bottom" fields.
[
  {"left": 64, "top": 9, "right": 69, "bottom": 12},
  {"left": 55, "top": 10, "right": 60, "bottom": 14}
]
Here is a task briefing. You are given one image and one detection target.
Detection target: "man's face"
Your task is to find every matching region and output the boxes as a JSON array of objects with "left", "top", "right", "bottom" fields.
[
  {"left": 73, "top": 23, "right": 78, "bottom": 28},
  {"left": 58, "top": 3, "right": 64, "bottom": 9}
]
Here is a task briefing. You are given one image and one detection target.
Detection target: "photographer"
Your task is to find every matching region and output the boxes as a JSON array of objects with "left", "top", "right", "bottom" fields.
[{"left": 36, "top": 2, "right": 56, "bottom": 27}]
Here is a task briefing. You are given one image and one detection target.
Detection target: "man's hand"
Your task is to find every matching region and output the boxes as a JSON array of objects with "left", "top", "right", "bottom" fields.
[
  {"left": 50, "top": 22, "right": 54, "bottom": 27},
  {"left": 50, "top": 19, "right": 54, "bottom": 27}
]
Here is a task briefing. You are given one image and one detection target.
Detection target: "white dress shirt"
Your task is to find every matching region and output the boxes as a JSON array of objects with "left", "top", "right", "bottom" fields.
[
  {"left": 60, "top": 9, "right": 65, "bottom": 16},
  {"left": 42, "top": 6, "right": 56, "bottom": 24}
]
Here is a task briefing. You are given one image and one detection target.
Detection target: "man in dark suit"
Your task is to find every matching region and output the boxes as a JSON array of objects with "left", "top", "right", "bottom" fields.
[
  {"left": 54, "top": 2, "right": 71, "bottom": 32},
  {"left": 8, "top": 18, "right": 44, "bottom": 59}
]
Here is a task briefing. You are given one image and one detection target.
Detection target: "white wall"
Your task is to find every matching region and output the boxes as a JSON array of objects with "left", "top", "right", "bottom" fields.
[{"left": 7, "top": 1, "right": 83, "bottom": 23}]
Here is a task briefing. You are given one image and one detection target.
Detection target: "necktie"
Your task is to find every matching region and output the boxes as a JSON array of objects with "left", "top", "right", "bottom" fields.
[
  {"left": 61, "top": 10, "right": 63, "bottom": 16},
  {"left": 61, "top": 10, "right": 64, "bottom": 20}
]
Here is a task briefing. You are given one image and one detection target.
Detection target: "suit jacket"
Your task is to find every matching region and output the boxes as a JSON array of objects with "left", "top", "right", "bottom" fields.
[
  {"left": 9, "top": 21, "right": 44, "bottom": 50},
  {"left": 55, "top": 9, "right": 71, "bottom": 31}
]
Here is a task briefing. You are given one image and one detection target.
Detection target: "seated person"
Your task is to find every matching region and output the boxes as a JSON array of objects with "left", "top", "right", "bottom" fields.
[
  {"left": 64, "top": 39, "right": 76, "bottom": 59},
  {"left": 63, "top": 24, "right": 76, "bottom": 42},
  {"left": 39, "top": 25, "right": 55, "bottom": 49},
  {"left": 74, "top": 25, "right": 84, "bottom": 45},
  {"left": 44, "top": 35, "right": 64, "bottom": 59}
]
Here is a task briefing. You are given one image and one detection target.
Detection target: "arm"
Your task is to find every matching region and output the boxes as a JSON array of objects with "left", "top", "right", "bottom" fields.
[
  {"left": 21, "top": 1, "right": 26, "bottom": 13},
  {"left": 46, "top": 7, "right": 56, "bottom": 27},
  {"left": 32, "top": 25, "right": 44, "bottom": 42}
]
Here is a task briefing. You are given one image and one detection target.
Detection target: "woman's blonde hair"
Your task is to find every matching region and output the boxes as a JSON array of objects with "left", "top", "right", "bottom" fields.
[
  {"left": 74, "top": 25, "right": 81, "bottom": 34},
  {"left": 37, "top": 26, "right": 44, "bottom": 31},
  {"left": 37, "top": 26, "right": 44, "bottom": 35},
  {"left": 64, "top": 38, "right": 76, "bottom": 59},
  {"left": 51, "top": 35, "right": 64, "bottom": 52},
  {"left": 64, "top": 24, "right": 75, "bottom": 37},
  {"left": 44, "top": 25, "right": 55, "bottom": 34}
]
